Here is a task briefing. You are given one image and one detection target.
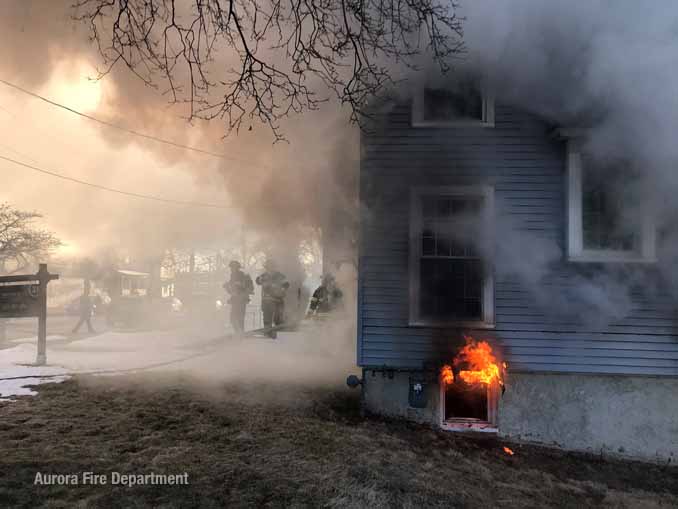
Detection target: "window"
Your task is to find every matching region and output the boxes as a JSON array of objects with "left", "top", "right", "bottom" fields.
[
  {"left": 440, "top": 378, "right": 499, "bottom": 431},
  {"left": 409, "top": 187, "right": 495, "bottom": 327},
  {"left": 412, "top": 78, "right": 494, "bottom": 127},
  {"left": 566, "top": 140, "right": 655, "bottom": 262}
]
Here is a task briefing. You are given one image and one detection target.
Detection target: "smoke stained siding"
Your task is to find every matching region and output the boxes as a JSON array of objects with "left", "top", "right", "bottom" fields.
[{"left": 358, "top": 101, "right": 678, "bottom": 376}]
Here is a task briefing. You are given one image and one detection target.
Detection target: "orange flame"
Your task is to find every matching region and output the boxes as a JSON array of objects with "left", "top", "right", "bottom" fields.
[
  {"left": 503, "top": 446, "right": 515, "bottom": 456},
  {"left": 441, "top": 364, "right": 454, "bottom": 385},
  {"left": 454, "top": 338, "right": 501, "bottom": 386},
  {"left": 440, "top": 337, "right": 504, "bottom": 387}
]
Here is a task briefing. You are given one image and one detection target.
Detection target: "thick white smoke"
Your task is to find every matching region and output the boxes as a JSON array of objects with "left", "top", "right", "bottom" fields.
[{"left": 455, "top": 0, "right": 678, "bottom": 322}]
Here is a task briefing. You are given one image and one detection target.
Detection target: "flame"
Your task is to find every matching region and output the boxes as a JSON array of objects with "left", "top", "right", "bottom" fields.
[
  {"left": 455, "top": 338, "right": 501, "bottom": 386},
  {"left": 440, "top": 337, "right": 504, "bottom": 387},
  {"left": 441, "top": 364, "right": 454, "bottom": 385},
  {"left": 503, "top": 446, "right": 515, "bottom": 456}
]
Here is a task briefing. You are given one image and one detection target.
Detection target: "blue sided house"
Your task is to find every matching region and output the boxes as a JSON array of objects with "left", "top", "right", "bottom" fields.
[{"left": 356, "top": 74, "right": 678, "bottom": 462}]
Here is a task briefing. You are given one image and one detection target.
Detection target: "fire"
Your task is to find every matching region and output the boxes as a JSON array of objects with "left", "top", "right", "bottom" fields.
[
  {"left": 455, "top": 337, "right": 501, "bottom": 386},
  {"left": 440, "top": 337, "right": 504, "bottom": 387},
  {"left": 441, "top": 364, "right": 454, "bottom": 385},
  {"left": 503, "top": 446, "right": 515, "bottom": 456}
]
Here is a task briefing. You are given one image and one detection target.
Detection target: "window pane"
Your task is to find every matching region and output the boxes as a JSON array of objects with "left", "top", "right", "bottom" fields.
[
  {"left": 436, "top": 198, "right": 451, "bottom": 218},
  {"left": 581, "top": 160, "right": 637, "bottom": 252},
  {"left": 423, "top": 82, "right": 483, "bottom": 123},
  {"left": 422, "top": 198, "right": 437, "bottom": 218},
  {"left": 436, "top": 233, "right": 452, "bottom": 256},
  {"left": 422, "top": 237, "right": 435, "bottom": 256},
  {"left": 452, "top": 197, "right": 482, "bottom": 215},
  {"left": 464, "top": 300, "right": 482, "bottom": 319},
  {"left": 418, "top": 192, "right": 486, "bottom": 322},
  {"left": 420, "top": 259, "right": 483, "bottom": 321},
  {"left": 450, "top": 238, "right": 465, "bottom": 257}
]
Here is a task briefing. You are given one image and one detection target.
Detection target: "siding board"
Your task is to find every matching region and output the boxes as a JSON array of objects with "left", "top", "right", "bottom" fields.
[{"left": 359, "top": 99, "right": 678, "bottom": 376}]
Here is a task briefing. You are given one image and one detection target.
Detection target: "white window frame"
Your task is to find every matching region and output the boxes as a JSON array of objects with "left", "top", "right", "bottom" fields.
[
  {"left": 566, "top": 139, "right": 656, "bottom": 263},
  {"left": 439, "top": 377, "right": 499, "bottom": 432},
  {"left": 409, "top": 186, "right": 495, "bottom": 328},
  {"left": 412, "top": 86, "right": 495, "bottom": 128}
]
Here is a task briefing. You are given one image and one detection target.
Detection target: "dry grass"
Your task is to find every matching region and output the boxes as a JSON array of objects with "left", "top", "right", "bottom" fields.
[{"left": 1, "top": 375, "right": 677, "bottom": 508}]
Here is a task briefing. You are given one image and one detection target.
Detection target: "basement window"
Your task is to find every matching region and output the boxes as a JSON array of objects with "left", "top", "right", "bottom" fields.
[
  {"left": 412, "top": 78, "right": 494, "bottom": 127},
  {"left": 566, "top": 140, "right": 656, "bottom": 263},
  {"left": 441, "top": 374, "right": 499, "bottom": 431},
  {"left": 409, "top": 187, "right": 495, "bottom": 327}
]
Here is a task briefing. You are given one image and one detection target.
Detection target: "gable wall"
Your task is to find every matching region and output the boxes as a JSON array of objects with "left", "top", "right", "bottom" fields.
[{"left": 359, "top": 101, "right": 678, "bottom": 376}]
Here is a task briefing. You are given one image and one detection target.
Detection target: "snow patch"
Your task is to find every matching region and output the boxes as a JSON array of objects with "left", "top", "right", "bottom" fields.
[{"left": 0, "top": 344, "right": 70, "bottom": 400}]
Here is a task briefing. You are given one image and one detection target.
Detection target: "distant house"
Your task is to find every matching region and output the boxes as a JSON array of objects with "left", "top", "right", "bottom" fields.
[
  {"left": 357, "top": 76, "right": 678, "bottom": 462},
  {"left": 106, "top": 269, "right": 150, "bottom": 298}
]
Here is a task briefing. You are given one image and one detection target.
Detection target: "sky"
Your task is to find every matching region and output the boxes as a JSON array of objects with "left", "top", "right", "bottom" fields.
[
  {"left": 0, "top": 65, "right": 232, "bottom": 258},
  {"left": 3, "top": 0, "right": 678, "bottom": 323},
  {"left": 0, "top": 0, "right": 358, "bottom": 265}
]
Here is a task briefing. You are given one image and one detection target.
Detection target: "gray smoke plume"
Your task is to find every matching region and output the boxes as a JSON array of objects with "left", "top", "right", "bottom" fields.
[
  {"left": 455, "top": 0, "right": 678, "bottom": 324},
  {"left": 0, "top": 1, "right": 360, "bottom": 265},
  {"left": 6, "top": 0, "right": 674, "bottom": 328}
]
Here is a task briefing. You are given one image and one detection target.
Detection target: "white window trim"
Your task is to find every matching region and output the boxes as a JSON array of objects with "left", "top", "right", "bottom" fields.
[
  {"left": 409, "top": 186, "right": 495, "bottom": 328},
  {"left": 411, "top": 86, "right": 495, "bottom": 128},
  {"left": 566, "top": 140, "right": 656, "bottom": 263}
]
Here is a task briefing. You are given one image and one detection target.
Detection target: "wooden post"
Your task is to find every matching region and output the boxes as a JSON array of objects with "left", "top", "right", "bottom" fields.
[
  {"left": 35, "top": 264, "right": 58, "bottom": 366},
  {"left": 36, "top": 264, "right": 48, "bottom": 365}
]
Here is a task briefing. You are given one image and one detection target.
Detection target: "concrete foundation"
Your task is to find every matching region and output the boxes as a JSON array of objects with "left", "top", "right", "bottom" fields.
[
  {"left": 362, "top": 370, "right": 440, "bottom": 426},
  {"left": 361, "top": 369, "right": 678, "bottom": 463},
  {"left": 498, "top": 372, "right": 678, "bottom": 463}
]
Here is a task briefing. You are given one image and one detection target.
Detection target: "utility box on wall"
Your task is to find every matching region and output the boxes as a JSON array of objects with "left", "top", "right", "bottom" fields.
[{"left": 408, "top": 376, "right": 429, "bottom": 409}]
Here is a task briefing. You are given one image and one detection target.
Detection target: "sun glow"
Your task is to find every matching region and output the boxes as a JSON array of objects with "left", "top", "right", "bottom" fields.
[
  {"left": 57, "top": 77, "right": 102, "bottom": 112},
  {"left": 47, "top": 64, "right": 103, "bottom": 113},
  {"left": 56, "top": 241, "right": 80, "bottom": 257}
]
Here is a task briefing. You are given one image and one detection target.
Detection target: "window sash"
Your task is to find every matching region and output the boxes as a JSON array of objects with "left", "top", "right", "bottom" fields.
[
  {"left": 566, "top": 141, "right": 656, "bottom": 263},
  {"left": 412, "top": 86, "right": 495, "bottom": 128},
  {"left": 409, "top": 186, "right": 495, "bottom": 327}
]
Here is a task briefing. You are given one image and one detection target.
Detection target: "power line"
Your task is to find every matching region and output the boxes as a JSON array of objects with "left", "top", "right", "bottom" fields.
[
  {"left": 0, "top": 77, "right": 271, "bottom": 169},
  {"left": 0, "top": 153, "right": 233, "bottom": 210}
]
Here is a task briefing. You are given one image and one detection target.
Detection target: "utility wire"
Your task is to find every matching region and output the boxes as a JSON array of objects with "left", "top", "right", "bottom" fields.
[
  {"left": 0, "top": 77, "right": 271, "bottom": 169},
  {"left": 0, "top": 153, "right": 233, "bottom": 210}
]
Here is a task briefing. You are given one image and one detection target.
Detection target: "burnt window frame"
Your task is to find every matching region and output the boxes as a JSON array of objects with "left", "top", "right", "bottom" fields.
[
  {"left": 566, "top": 138, "right": 656, "bottom": 263},
  {"left": 409, "top": 186, "right": 495, "bottom": 328},
  {"left": 411, "top": 82, "right": 494, "bottom": 128},
  {"left": 439, "top": 376, "right": 500, "bottom": 431}
]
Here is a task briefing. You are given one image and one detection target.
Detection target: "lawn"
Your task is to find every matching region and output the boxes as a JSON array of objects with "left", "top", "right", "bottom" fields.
[{"left": 1, "top": 375, "right": 676, "bottom": 508}]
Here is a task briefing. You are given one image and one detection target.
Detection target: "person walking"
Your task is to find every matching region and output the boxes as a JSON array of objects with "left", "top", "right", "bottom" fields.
[
  {"left": 307, "top": 273, "right": 343, "bottom": 317},
  {"left": 255, "top": 260, "right": 289, "bottom": 338},
  {"left": 224, "top": 260, "right": 254, "bottom": 334},
  {"left": 72, "top": 283, "right": 95, "bottom": 334}
]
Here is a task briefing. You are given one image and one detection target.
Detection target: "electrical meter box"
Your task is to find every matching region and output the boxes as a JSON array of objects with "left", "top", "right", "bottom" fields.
[{"left": 408, "top": 376, "right": 428, "bottom": 408}]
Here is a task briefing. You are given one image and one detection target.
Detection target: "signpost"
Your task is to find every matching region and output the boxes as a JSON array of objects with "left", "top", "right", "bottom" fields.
[{"left": 0, "top": 264, "right": 59, "bottom": 365}]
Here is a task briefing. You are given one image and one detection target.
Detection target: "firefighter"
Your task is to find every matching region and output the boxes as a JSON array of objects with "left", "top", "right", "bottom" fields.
[
  {"left": 255, "top": 260, "right": 289, "bottom": 338},
  {"left": 223, "top": 260, "right": 254, "bottom": 334},
  {"left": 72, "top": 282, "right": 95, "bottom": 334},
  {"left": 307, "top": 273, "right": 343, "bottom": 317}
]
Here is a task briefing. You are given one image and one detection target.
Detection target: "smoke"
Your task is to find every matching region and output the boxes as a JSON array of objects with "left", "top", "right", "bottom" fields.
[
  {"left": 0, "top": 1, "right": 362, "bottom": 395},
  {"left": 0, "top": 0, "right": 360, "bottom": 267},
  {"left": 448, "top": 0, "right": 678, "bottom": 323},
  {"left": 10, "top": 1, "right": 675, "bottom": 374}
]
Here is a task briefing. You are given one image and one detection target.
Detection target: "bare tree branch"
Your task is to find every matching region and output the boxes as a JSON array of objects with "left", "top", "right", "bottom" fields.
[
  {"left": 73, "top": 0, "right": 464, "bottom": 140},
  {"left": 0, "top": 203, "right": 61, "bottom": 274}
]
